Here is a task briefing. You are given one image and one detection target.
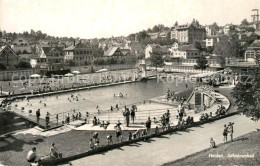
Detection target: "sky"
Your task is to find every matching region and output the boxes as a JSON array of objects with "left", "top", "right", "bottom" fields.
[{"left": 0, "top": 0, "right": 260, "bottom": 39}]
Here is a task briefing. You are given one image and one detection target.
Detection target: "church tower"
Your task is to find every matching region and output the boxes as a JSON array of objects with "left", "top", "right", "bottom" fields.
[{"left": 251, "top": 9, "right": 259, "bottom": 22}]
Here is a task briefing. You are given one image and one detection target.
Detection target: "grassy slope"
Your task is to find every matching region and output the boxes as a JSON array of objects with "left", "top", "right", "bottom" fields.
[
  {"left": 0, "top": 129, "right": 138, "bottom": 166},
  {"left": 163, "top": 131, "right": 260, "bottom": 166}
]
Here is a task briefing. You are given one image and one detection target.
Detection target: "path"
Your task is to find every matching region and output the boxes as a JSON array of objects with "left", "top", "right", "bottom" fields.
[{"left": 62, "top": 114, "right": 260, "bottom": 166}]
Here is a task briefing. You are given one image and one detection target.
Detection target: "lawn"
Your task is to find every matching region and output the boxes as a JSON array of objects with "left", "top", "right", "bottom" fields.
[
  {"left": 0, "top": 127, "right": 156, "bottom": 166},
  {"left": 163, "top": 131, "right": 260, "bottom": 166}
]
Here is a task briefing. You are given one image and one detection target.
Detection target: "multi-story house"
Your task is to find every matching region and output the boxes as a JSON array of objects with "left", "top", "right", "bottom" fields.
[
  {"left": 245, "top": 40, "right": 260, "bottom": 63},
  {"left": 170, "top": 23, "right": 206, "bottom": 43},
  {"left": 145, "top": 44, "right": 162, "bottom": 59},
  {"left": 30, "top": 44, "right": 65, "bottom": 71},
  {"left": 0, "top": 45, "right": 20, "bottom": 69},
  {"left": 63, "top": 42, "right": 97, "bottom": 66},
  {"left": 168, "top": 42, "right": 200, "bottom": 59},
  {"left": 11, "top": 37, "right": 32, "bottom": 54},
  {"left": 223, "top": 24, "right": 236, "bottom": 34},
  {"left": 205, "top": 24, "right": 219, "bottom": 36}
]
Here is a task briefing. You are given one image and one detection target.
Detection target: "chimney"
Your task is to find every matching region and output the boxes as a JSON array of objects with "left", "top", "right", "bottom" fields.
[{"left": 74, "top": 41, "right": 76, "bottom": 46}]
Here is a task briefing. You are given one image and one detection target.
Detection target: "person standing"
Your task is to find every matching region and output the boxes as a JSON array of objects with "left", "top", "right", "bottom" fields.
[
  {"left": 130, "top": 109, "right": 135, "bottom": 124},
  {"left": 228, "top": 122, "right": 234, "bottom": 142},
  {"left": 56, "top": 114, "right": 59, "bottom": 124},
  {"left": 223, "top": 124, "right": 228, "bottom": 144},
  {"left": 115, "top": 124, "right": 122, "bottom": 143},
  {"left": 165, "top": 110, "right": 170, "bottom": 126},
  {"left": 145, "top": 117, "right": 151, "bottom": 135},
  {"left": 45, "top": 112, "right": 50, "bottom": 128},
  {"left": 124, "top": 108, "right": 130, "bottom": 127},
  {"left": 36, "top": 109, "right": 41, "bottom": 124}
]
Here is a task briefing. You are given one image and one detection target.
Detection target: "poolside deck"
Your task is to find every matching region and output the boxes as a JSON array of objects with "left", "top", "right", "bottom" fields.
[{"left": 10, "top": 109, "right": 63, "bottom": 131}]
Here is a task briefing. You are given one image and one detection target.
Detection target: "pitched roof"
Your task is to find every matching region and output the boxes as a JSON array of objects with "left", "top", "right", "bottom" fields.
[
  {"left": 120, "top": 49, "right": 130, "bottom": 55},
  {"left": 42, "top": 47, "right": 64, "bottom": 55},
  {"left": 249, "top": 40, "right": 260, "bottom": 47},
  {"left": 255, "top": 31, "right": 260, "bottom": 36},
  {"left": 104, "top": 47, "right": 120, "bottom": 56},
  {"left": 145, "top": 44, "right": 161, "bottom": 49},
  {"left": 0, "top": 45, "right": 19, "bottom": 58},
  {"left": 178, "top": 44, "right": 199, "bottom": 51},
  {"left": 63, "top": 43, "right": 92, "bottom": 51}
]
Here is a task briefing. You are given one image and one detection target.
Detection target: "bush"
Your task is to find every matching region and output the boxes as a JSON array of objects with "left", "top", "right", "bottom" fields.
[
  {"left": 0, "top": 63, "right": 7, "bottom": 70},
  {"left": 15, "top": 61, "right": 31, "bottom": 69}
]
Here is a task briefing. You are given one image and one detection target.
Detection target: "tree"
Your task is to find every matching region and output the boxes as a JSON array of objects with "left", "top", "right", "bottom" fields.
[
  {"left": 147, "top": 28, "right": 152, "bottom": 33},
  {"left": 128, "top": 34, "right": 136, "bottom": 41},
  {"left": 137, "top": 31, "right": 150, "bottom": 42},
  {"left": 245, "top": 27, "right": 255, "bottom": 32},
  {"left": 231, "top": 66, "right": 260, "bottom": 121},
  {"left": 194, "top": 41, "right": 203, "bottom": 51},
  {"left": 0, "top": 63, "right": 7, "bottom": 70},
  {"left": 15, "top": 61, "right": 31, "bottom": 69},
  {"left": 22, "top": 50, "right": 28, "bottom": 54},
  {"left": 206, "top": 46, "right": 214, "bottom": 54},
  {"left": 30, "top": 29, "right": 36, "bottom": 35},
  {"left": 194, "top": 56, "right": 209, "bottom": 71},
  {"left": 149, "top": 52, "right": 164, "bottom": 72},
  {"left": 68, "top": 60, "right": 76, "bottom": 66},
  {"left": 152, "top": 25, "right": 160, "bottom": 32},
  {"left": 213, "top": 35, "right": 242, "bottom": 58},
  {"left": 212, "top": 22, "right": 218, "bottom": 28},
  {"left": 241, "top": 19, "right": 249, "bottom": 26},
  {"left": 174, "top": 21, "right": 178, "bottom": 26}
]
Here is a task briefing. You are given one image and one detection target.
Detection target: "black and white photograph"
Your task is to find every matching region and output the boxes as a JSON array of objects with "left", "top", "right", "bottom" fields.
[{"left": 0, "top": 0, "right": 260, "bottom": 165}]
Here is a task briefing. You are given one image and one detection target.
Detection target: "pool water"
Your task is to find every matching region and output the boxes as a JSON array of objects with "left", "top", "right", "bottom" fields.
[{"left": 12, "top": 77, "right": 194, "bottom": 117}]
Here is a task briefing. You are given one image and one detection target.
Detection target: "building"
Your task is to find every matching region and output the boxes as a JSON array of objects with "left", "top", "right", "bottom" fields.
[
  {"left": 0, "top": 45, "right": 20, "bottom": 69},
  {"left": 63, "top": 42, "right": 97, "bottom": 66},
  {"left": 205, "top": 36, "right": 219, "bottom": 47},
  {"left": 147, "top": 32, "right": 159, "bottom": 39},
  {"left": 169, "top": 42, "right": 200, "bottom": 59},
  {"left": 144, "top": 44, "right": 163, "bottom": 59},
  {"left": 104, "top": 47, "right": 131, "bottom": 58},
  {"left": 170, "top": 24, "right": 206, "bottom": 43},
  {"left": 11, "top": 37, "right": 32, "bottom": 54},
  {"left": 205, "top": 24, "right": 219, "bottom": 36},
  {"left": 164, "top": 57, "right": 223, "bottom": 73},
  {"left": 35, "top": 46, "right": 65, "bottom": 71},
  {"left": 223, "top": 24, "right": 236, "bottom": 34},
  {"left": 147, "top": 31, "right": 169, "bottom": 40},
  {"left": 244, "top": 40, "right": 260, "bottom": 63},
  {"left": 129, "top": 41, "right": 142, "bottom": 55}
]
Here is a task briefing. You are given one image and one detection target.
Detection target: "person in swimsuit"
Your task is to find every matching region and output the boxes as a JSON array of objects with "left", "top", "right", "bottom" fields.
[{"left": 223, "top": 124, "right": 228, "bottom": 144}]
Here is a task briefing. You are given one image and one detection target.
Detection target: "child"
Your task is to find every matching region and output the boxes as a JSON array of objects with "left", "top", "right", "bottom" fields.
[
  {"left": 210, "top": 137, "right": 216, "bottom": 148},
  {"left": 106, "top": 135, "right": 113, "bottom": 145},
  {"left": 89, "top": 138, "right": 95, "bottom": 150}
]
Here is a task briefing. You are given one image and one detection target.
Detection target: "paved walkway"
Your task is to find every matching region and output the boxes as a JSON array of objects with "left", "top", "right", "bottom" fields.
[{"left": 62, "top": 114, "right": 260, "bottom": 166}]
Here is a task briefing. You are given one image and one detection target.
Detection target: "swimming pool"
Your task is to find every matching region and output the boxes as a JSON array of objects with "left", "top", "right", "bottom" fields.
[{"left": 12, "top": 76, "right": 194, "bottom": 117}]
